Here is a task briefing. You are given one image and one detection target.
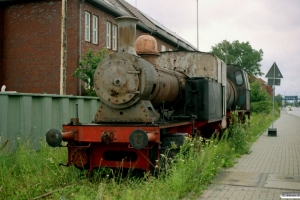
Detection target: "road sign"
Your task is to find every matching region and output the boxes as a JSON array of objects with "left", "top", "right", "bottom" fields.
[
  {"left": 285, "top": 96, "right": 298, "bottom": 101},
  {"left": 267, "top": 78, "right": 281, "bottom": 86},
  {"left": 265, "top": 62, "right": 283, "bottom": 78},
  {"left": 265, "top": 62, "right": 283, "bottom": 134}
]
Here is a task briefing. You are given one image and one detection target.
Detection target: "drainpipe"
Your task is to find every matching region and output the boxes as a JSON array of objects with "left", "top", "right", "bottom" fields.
[
  {"left": 78, "top": 0, "right": 83, "bottom": 95},
  {"left": 60, "top": 0, "right": 67, "bottom": 95}
]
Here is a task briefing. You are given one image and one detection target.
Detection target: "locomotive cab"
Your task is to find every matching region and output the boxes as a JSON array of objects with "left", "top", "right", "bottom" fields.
[{"left": 227, "top": 65, "right": 251, "bottom": 111}]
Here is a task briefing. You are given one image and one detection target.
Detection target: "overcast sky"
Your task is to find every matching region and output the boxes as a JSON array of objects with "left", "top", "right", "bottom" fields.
[{"left": 125, "top": 0, "right": 300, "bottom": 97}]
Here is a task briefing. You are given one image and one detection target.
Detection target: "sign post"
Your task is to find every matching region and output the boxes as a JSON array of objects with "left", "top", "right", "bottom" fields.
[{"left": 265, "top": 62, "right": 283, "bottom": 136}]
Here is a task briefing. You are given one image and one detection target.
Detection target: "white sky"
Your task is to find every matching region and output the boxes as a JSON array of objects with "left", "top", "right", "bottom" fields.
[{"left": 125, "top": 0, "right": 300, "bottom": 97}]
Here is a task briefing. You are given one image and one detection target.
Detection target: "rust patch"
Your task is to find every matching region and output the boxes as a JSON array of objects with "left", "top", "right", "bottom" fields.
[{"left": 110, "top": 89, "right": 119, "bottom": 97}]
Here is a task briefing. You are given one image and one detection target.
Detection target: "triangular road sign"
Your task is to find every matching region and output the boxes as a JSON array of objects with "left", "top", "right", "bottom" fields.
[{"left": 265, "top": 62, "right": 283, "bottom": 78}]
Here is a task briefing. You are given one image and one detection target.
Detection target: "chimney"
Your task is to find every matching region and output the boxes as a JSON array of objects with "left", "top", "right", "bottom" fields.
[{"left": 115, "top": 16, "right": 139, "bottom": 55}]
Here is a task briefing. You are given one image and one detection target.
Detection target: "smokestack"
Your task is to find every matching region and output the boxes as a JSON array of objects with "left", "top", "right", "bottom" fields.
[{"left": 115, "top": 16, "right": 139, "bottom": 55}]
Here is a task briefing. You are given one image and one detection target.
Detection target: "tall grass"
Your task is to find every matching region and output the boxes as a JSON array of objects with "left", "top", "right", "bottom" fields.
[{"left": 0, "top": 110, "right": 279, "bottom": 199}]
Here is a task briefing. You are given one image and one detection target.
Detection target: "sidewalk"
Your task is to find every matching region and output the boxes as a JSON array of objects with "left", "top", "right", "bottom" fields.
[{"left": 198, "top": 109, "right": 300, "bottom": 200}]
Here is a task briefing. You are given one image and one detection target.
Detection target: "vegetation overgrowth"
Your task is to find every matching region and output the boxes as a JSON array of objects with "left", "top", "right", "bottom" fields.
[
  {"left": 72, "top": 48, "right": 109, "bottom": 97},
  {"left": 0, "top": 110, "right": 279, "bottom": 199}
]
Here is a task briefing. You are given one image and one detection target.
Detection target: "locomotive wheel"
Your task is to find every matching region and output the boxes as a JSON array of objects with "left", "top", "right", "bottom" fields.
[{"left": 71, "top": 148, "right": 89, "bottom": 169}]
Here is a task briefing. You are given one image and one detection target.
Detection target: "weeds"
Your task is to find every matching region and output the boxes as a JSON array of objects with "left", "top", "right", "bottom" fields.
[{"left": 0, "top": 111, "right": 279, "bottom": 199}]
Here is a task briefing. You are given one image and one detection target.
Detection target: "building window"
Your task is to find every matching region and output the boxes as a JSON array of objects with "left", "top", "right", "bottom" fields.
[
  {"left": 85, "top": 12, "right": 90, "bottom": 42},
  {"left": 161, "top": 45, "right": 166, "bottom": 52},
  {"left": 106, "top": 22, "right": 111, "bottom": 49},
  {"left": 112, "top": 24, "right": 117, "bottom": 51},
  {"left": 92, "top": 15, "right": 98, "bottom": 44}
]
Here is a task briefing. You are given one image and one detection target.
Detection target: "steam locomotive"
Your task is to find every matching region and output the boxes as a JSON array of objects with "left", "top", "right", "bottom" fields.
[{"left": 46, "top": 16, "right": 250, "bottom": 172}]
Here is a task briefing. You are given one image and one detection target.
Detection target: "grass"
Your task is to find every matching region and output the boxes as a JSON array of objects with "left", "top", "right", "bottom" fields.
[{"left": 0, "top": 110, "right": 279, "bottom": 200}]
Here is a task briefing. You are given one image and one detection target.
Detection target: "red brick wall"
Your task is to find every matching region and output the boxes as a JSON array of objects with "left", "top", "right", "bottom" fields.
[
  {"left": 1, "top": 0, "right": 181, "bottom": 95},
  {"left": 66, "top": 0, "right": 80, "bottom": 95},
  {"left": 0, "top": 6, "right": 4, "bottom": 87},
  {"left": 2, "top": 0, "right": 80, "bottom": 95}
]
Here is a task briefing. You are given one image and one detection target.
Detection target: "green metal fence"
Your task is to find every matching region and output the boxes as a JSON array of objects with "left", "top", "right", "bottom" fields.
[{"left": 0, "top": 92, "right": 100, "bottom": 150}]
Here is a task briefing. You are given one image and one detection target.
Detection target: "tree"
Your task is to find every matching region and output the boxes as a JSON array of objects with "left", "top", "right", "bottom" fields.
[
  {"left": 72, "top": 48, "right": 109, "bottom": 96},
  {"left": 250, "top": 81, "right": 271, "bottom": 102},
  {"left": 274, "top": 94, "right": 283, "bottom": 107},
  {"left": 211, "top": 40, "right": 264, "bottom": 76},
  {"left": 250, "top": 80, "right": 272, "bottom": 113}
]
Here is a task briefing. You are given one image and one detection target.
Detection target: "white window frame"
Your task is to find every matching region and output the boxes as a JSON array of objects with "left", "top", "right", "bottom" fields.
[
  {"left": 92, "top": 15, "right": 98, "bottom": 44},
  {"left": 85, "top": 12, "right": 91, "bottom": 42},
  {"left": 106, "top": 22, "right": 111, "bottom": 49},
  {"left": 112, "top": 24, "right": 117, "bottom": 51}
]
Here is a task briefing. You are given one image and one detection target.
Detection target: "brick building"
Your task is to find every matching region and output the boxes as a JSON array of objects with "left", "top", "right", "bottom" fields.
[
  {"left": 0, "top": 0, "right": 196, "bottom": 95},
  {"left": 249, "top": 74, "right": 273, "bottom": 97}
]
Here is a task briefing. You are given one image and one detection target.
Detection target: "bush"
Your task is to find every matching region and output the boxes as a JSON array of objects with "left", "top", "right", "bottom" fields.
[
  {"left": 72, "top": 48, "right": 109, "bottom": 97},
  {"left": 226, "top": 112, "right": 251, "bottom": 154},
  {"left": 251, "top": 101, "right": 273, "bottom": 114}
]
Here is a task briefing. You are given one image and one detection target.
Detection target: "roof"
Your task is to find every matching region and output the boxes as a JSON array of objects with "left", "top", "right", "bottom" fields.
[{"left": 87, "top": 0, "right": 197, "bottom": 51}]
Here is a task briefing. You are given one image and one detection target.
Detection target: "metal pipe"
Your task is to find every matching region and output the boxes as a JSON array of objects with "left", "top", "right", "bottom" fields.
[
  {"left": 147, "top": 132, "right": 156, "bottom": 142},
  {"left": 78, "top": 0, "right": 83, "bottom": 95},
  {"left": 62, "top": 130, "right": 76, "bottom": 141},
  {"left": 60, "top": 0, "right": 67, "bottom": 95},
  {"left": 115, "top": 16, "right": 139, "bottom": 55}
]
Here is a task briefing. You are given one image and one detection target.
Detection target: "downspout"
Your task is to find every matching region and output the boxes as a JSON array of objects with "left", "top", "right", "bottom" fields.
[
  {"left": 78, "top": 0, "right": 83, "bottom": 95},
  {"left": 60, "top": 0, "right": 67, "bottom": 95}
]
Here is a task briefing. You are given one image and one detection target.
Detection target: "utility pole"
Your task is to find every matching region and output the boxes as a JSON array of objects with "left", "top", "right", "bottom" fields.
[
  {"left": 60, "top": 0, "right": 67, "bottom": 95},
  {"left": 196, "top": 0, "right": 199, "bottom": 50}
]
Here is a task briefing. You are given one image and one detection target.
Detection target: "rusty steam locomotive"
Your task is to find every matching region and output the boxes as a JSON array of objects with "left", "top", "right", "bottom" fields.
[{"left": 46, "top": 16, "right": 250, "bottom": 172}]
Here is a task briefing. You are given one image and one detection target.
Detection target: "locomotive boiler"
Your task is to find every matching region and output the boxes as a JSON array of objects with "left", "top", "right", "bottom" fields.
[{"left": 46, "top": 16, "right": 250, "bottom": 172}]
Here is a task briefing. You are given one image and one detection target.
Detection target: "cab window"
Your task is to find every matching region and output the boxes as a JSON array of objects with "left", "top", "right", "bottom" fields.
[{"left": 235, "top": 71, "right": 243, "bottom": 85}]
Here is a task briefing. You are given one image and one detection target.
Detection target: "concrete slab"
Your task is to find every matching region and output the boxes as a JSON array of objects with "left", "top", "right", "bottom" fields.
[
  {"left": 264, "top": 180, "right": 300, "bottom": 190},
  {"left": 214, "top": 171, "right": 261, "bottom": 187},
  {"left": 267, "top": 174, "right": 300, "bottom": 182}
]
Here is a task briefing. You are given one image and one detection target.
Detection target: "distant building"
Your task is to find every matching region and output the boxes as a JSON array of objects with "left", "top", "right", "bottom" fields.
[
  {"left": 248, "top": 74, "right": 273, "bottom": 97},
  {"left": 0, "top": 0, "right": 196, "bottom": 95},
  {"left": 256, "top": 78, "right": 273, "bottom": 97}
]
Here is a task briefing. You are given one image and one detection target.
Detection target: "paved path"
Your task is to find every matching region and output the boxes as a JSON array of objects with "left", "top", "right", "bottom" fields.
[{"left": 197, "top": 109, "right": 300, "bottom": 200}]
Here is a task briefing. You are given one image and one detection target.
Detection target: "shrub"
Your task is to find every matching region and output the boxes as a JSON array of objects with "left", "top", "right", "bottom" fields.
[
  {"left": 72, "top": 48, "right": 109, "bottom": 97},
  {"left": 251, "top": 101, "right": 273, "bottom": 114},
  {"left": 226, "top": 112, "right": 251, "bottom": 154}
]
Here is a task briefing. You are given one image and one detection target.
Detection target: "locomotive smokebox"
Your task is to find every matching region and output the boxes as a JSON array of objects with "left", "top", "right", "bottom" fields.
[{"left": 115, "top": 16, "right": 139, "bottom": 55}]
